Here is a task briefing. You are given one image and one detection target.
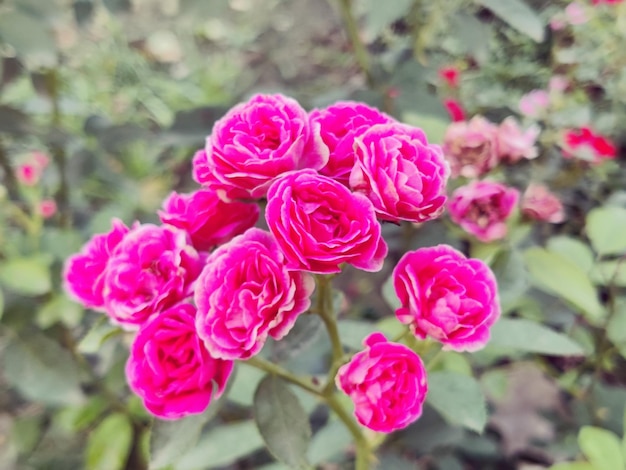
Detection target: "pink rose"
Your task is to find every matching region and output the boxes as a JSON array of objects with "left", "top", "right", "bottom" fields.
[
  {"left": 194, "top": 228, "right": 315, "bottom": 360},
  {"left": 393, "top": 245, "right": 500, "bottom": 351},
  {"left": 38, "top": 199, "right": 57, "bottom": 219},
  {"left": 158, "top": 189, "right": 259, "bottom": 251},
  {"left": 336, "top": 332, "right": 427, "bottom": 433},
  {"left": 309, "top": 101, "right": 394, "bottom": 186},
  {"left": 265, "top": 170, "right": 387, "bottom": 274},
  {"left": 63, "top": 219, "right": 130, "bottom": 310},
  {"left": 521, "top": 183, "right": 565, "bottom": 223},
  {"left": 16, "top": 163, "right": 40, "bottom": 186},
  {"left": 497, "top": 117, "right": 540, "bottom": 162},
  {"left": 442, "top": 116, "right": 500, "bottom": 178},
  {"left": 102, "top": 224, "right": 203, "bottom": 328},
  {"left": 518, "top": 90, "right": 549, "bottom": 118},
  {"left": 448, "top": 181, "right": 519, "bottom": 243},
  {"left": 125, "top": 303, "right": 233, "bottom": 420},
  {"left": 192, "top": 93, "right": 328, "bottom": 200},
  {"left": 349, "top": 123, "right": 450, "bottom": 223},
  {"left": 565, "top": 2, "right": 588, "bottom": 25},
  {"left": 549, "top": 75, "right": 569, "bottom": 94},
  {"left": 438, "top": 66, "right": 461, "bottom": 88},
  {"left": 443, "top": 98, "right": 466, "bottom": 122}
]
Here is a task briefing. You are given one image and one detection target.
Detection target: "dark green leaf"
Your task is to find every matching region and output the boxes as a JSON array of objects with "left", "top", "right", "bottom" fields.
[
  {"left": 337, "top": 319, "right": 377, "bottom": 350},
  {"left": 586, "top": 206, "right": 626, "bottom": 256},
  {"left": 0, "top": 256, "right": 52, "bottom": 296},
  {"left": 578, "top": 426, "right": 625, "bottom": 470},
  {"left": 307, "top": 420, "right": 351, "bottom": 465},
  {"left": 490, "top": 249, "right": 528, "bottom": 313},
  {"left": 474, "top": 0, "right": 545, "bottom": 42},
  {"left": 86, "top": 413, "right": 133, "bottom": 470}
]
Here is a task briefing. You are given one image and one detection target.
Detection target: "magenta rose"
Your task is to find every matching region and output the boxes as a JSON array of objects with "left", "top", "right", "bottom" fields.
[
  {"left": 192, "top": 93, "right": 328, "bottom": 200},
  {"left": 194, "top": 228, "right": 315, "bottom": 360},
  {"left": 336, "top": 332, "right": 428, "bottom": 433},
  {"left": 158, "top": 189, "right": 259, "bottom": 251},
  {"left": 309, "top": 101, "right": 394, "bottom": 186},
  {"left": 102, "top": 224, "right": 203, "bottom": 328},
  {"left": 393, "top": 245, "right": 500, "bottom": 351},
  {"left": 521, "top": 183, "right": 565, "bottom": 224},
  {"left": 63, "top": 219, "right": 130, "bottom": 310},
  {"left": 448, "top": 181, "right": 519, "bottom": 242},
  {"left": 265, "top": 170, "right": 387, "bottom": 274},
  {"left": 125, "top": 303, "right": 233, "bottom": 420},
  {"left": 349, "top": 123, "right": 450, "bottom": 223},
  {"left": 443, "top": 116, "right": 500, "bottom": 178}
]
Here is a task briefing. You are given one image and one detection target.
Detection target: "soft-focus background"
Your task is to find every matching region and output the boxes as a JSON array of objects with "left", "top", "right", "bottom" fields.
[{"left": 1, "top": 0, "right": 626, "bottom": 469}]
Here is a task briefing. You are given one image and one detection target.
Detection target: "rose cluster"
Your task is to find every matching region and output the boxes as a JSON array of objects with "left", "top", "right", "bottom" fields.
[{"left": 64, "top": 94, "right": 500, "bottom": 433}]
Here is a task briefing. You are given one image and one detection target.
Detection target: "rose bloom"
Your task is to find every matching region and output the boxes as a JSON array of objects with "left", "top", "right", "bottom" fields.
[
  {"left": 518, "top": 90, "right": 549, "bottom": 118},
  {"left": 448, "top": 181, "right": 519, "bottom": 243},
  {"left": 194, "top": 228, "right": 314, "bottom": 360},
  {"left": 497, "top": 117, "right": 540, "bottom": 163},
  {"left": 102, "top": 224, "right": 203, "bottom": 328},
  {"left": 192, "top": 93, "right": 328, "bottom": 200},
  {"left": 159, "top": 189, "right": 259, "bottom": 251},
  {"left": 336, "top": 332, "right": 427, "bottom": 433},
  {"left": 309, "top": 101, "right": 394, "bottom": 186},
  {"left": 38, "top": 199, "right": 57, "bottom": 219},
  {"left": 443, "top": 98, "right": 466, "bottom": 122},
  {"left": 563, "top": 127, "right": 617, "bottom": 163},
  {"left": 64, "top": 219, "right": 130, "bottom": 310},
  {"left": 16, "top": 163, "right": 40, "bottom": 186},
  {"left": 126, "top": 303, "right": 233, "bottom": 420},
  {"left": 438, "top": 66, "right": 461, "bottom": 88},
  {"left": 521, "top": 183, "right": 565, "bottom": 224},
  {"left": 565, "top": 2, "right": 588, "bottom": 25},
  {"left": 393, "top": 245, "right": 500, "bottom": 351},
  {"left": 442, "top": 116, "right": 500, "bottom": 178},
  {"left": 350, "top": 123, "right": 450, "bottom": 223},
  {"left": 265, "top": 169, "right": 387, "bottom": 274},
  {"left": 549, "top": 75, "right": 569, "bottom": 94}
]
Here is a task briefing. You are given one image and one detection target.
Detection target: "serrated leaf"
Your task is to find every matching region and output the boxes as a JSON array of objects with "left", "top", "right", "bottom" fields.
[
  {"left": 475, "top": 0, "right": 545, "bottom": 42},
  {"left": 586, "top": 206, "right": 626, "bottom": 256},
  {"left": 427, "top": 372, "right": 487, "bottom": 433},
  {"left": 86, "top": 413, "right": 133, "bottom": 470},
  {"left": 0, "top": 257, "right": 51, "bottom": 296},
  {"left": 578, "top": 426, "right": 625, "bottom": 470},
  {"left": 253, "top": 375, "right": 312, "bottom": 469}
]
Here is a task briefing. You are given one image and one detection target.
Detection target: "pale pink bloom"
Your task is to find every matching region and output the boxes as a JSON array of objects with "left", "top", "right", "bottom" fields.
[
  {"left": 549, "top": 75, "right": 569, "bottom": 93},
  {"left": 265, "top": 170, "right": 387, "bottom": 274},
  {"left": 393, "top": 245, "right": 500, "bottom": 352},
  {"left": 39, "top": 199, "right": 57, "bottom": 219},
  {"left": 518, "top": 90, "right": 550, "bottom": 118},
  {"left": 16, "top": 163, "right": 40, "bottom": 186},
  {"left": 497, "top": 117, "right": 540, "bottom": 162},
  {"left": 194, "top": 228, "right": 314, "bottom": 360},
  {"left": 126, "top": 303, "right": 233, "bottom": 420},
  {"left": 192, "top": 94, "right": 328, "bottom": 200},
  {"left": 336, "top": 332, "right": 428, "bottom": 432},
  {"left": 448, "top": 181, "right": 519, "bottom": 242},
  {"left": 565, "top": 2, "right": 588, "bottom": 25},
  {"left": 521, "top": 183, "right": 565, "bottom": 223},
  {"left": 442, "top": 116, "right": 500, "bottom": 178},
  {"left": 350, "top": 123, "right": 450, "bottom": 223},
  {"left": 550, "top": 17, "right": 566, "bottom": 30}
]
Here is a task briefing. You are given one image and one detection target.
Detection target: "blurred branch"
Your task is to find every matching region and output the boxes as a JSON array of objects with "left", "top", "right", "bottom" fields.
[
  {"left": 334, "top": 0, "right": 374, "bottom": 87},
  {"left": 0, "top": 138, "right": 18, "bottom": 199}
]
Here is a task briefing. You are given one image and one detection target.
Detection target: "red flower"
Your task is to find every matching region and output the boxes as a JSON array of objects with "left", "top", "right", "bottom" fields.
[
  {"left": 563, "top": 127, "right": 617, "bottom": 162},
  {"left": 438, "top": 66, "right": 461, "bottom": 88},
  {"left": 443, "top": 98, "right": 466, "bottom": 122},
  {"left": 592, "top": 0, "right": 623, "bottom": 5}
]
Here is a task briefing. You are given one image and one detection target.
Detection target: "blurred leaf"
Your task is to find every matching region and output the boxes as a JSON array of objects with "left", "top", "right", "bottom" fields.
[
  {"left": 36, "top": 295, "right": 83, "bottom": 329},
  {"left": 449, "top": 12, "right": 491, "bottom": 64},
  {"left": 490, "top": 248, "right": 528, "bottom": 313},
  {"left": 11, "top": 414, "right": 43, "bottom": 455},
  {"left": 0, "top": 11, "right": 57, "bottom": 68},
  {"left": 337, "top": 319, "right": 377, "bottom": 350},
  {"left": 549, "top": 463, "right": 595, "bottom": 470},
  {"left": 401, "top": 112, "right": 448, "bottom": 144},
  {"left": 474, "top": 0, "right": 545, "bottom": 42},
  {"left": 363, "top": 0, "right": 413, "bottom": 40},
  {"left": 591, "top": 261, "right": 626, "bottom": 287},
  {"left": 375, "top": 316, "right": 406, "bottom": 340},
  {"left": 0, "top": 289, "right": 4, "bottom": 322},
  {"left": 427, "top": 372, "right": 487, "bottom": 433},
  {"left": 307, "top": 420, "right": 351, "bottom": 465},
  {"left": 547, "top": 236, "right": 594, "bottom": 273},
  {"left": 608, "top": 299, "right": 626, "bottom": 359},
  {"left": 86, "top": 413, "right": 133, "bottom": 470},
  {"left": 73, "top": 0, "right": 95, "bottom": 26},
  {"left": 381, "top": 274, "right": 400, "bottom": 311},
  {"left": 270, "top": 314, "right": 324, "bottom": 363},
  {"left": 227, "top": 362, "right": 265, "bottom": 406},
  {"left": 578, "top": 426, "right": 625, "bottom": 470},
  {"left": 102, "top": 0, "right": 131, "bottom": 13},
  {"left": 0, "top": 256, "right": 51, "bottom": 296},
  {"left": 162, "top": 106, "right": 229, "bottom": 146},
  {"left": 253, "top": 375, "right": 312, "bottom": 469},
  {"left": 489, "top": 318, "right": 585, "bottom": 356},
  {"left": 586, "top": 206, "right": 626, "bottom": 256},
  {"left": 41, "top": 228, "right": 85, "bottom": 261},
  {"left": 77, "top": 318, "right": 122, "bottom": 354},
  {"left": 0, "top": 105, "right": 30, "bottom": 135}
]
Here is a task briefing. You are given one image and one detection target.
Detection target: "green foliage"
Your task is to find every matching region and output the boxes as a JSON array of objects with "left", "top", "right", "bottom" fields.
[
  {"left": 0, "top": 256, "right": 52, "bottom": 296},
  {"left": 86, "top": 413, "right": 133, "bottom": 470},
  {"left": 578, "top": 426, "right": 625, "bottom": 470},
  {"left": 474, "top": 0, "right": 545, "bottom": 42},
  {"left": 586, "top": 206, "right": 626, "bottom": 257}
]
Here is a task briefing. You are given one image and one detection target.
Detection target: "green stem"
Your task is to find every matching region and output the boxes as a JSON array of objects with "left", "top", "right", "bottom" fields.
[
  {"left": 326, "top": 394, "right": 371, "bottom": 470},
  {"left": 245, "top": 356, "right": 323, "bottom": 398},
  {"left": 335, "top": 0, "right": 374, "bottom": 87},
  {"left": 0, "top": 138, "right": 18, "bottom": 199}
]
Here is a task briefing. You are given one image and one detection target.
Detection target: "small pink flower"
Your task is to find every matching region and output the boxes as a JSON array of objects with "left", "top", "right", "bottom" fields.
[
  {"left": 192, "top": 93, "right": 328, "bottom": 200},
  {"left": 63, "top": 219, "right": 131, "bottom": 310},
  {"left": 336, "top": 332, "right": 428, "bottom": 433},
  {"left": 393, "top": 245, "right": 500, "bottom": 351},
  {"left": 550, "top": 17, "right": 567, "bottom": 30},
  {"left": 521, "top": 183, "right": 565, "bottom": 223},
  {"left": 549, "top": 75, "right": 569, "bottom": 93},
  {"left": 39, "top": 199, "right": 57, "bottom": 219},
  {"left": 565, "top": 2, "right": 588, "bottom": 24},
  {"left": 31, "top": 152, "right": 50, "bottom": 169},
  {"left": 309, "top": 101, "right": 394, "bottom": 186},
  {"left": 194, "top": 228, "right": 314, "bottom": 360},
  {"left": 442, "top": 116, "right": 500, "bottom": 178},
  {"left": 126, "top": 303, "right": 233, "bottom": 420},
  {"left": 159, "top": 189, "right": 259, "bottom": 251},
  {"left": 350, "top": 123, "right": 450, "bottom": 223},
  {"left": 497, "top": 117, "right": 540, "bottom": 162},
  {"left": 518, "top": 90, "right": 550, "bottom": 118},
  {"left": 265, "top": 170, "right": 387, "bottom": 274},
  {"left": 443, "top": 98, "right": 466, "bottom": 122},
  {"left": 16, "top": 164, "right": 40, "bottom": 186},
  {"left": 438, "top": 66, "right": 461, "bottom": 88},
  {"left": 448, "top": 181, "right": 519, "bottom": 242}
]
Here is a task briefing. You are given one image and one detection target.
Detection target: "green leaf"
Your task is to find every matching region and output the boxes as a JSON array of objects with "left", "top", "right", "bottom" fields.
[
  {"left": 578, "top": 426, "right": 625, "bottom": 470},
  {"left": 523, "top": 247, "right": 605, "bottom": 324},
  {"left": 363, "top": 0, "right": 413, "bottom": 40},
  {"left": 0, "top": 256, "right": 51, "bottom": 296},
  {"left": 586, "top": 206, "right": 626, "bottom": 256},
  {"left": 427, "top": 372, "right": 487, "bottom": 433},
  {"left": 307, "top": 420, "right": 352, "bottom": 465},
  {"left": 489, "top": 318, "right": 585, "bottom": 356},
  {"left": 474, "top": 0, "right": 545, "bottom": 42},
  {"left": 36, "top": 295, "right": 84, "bottom": 329},
  {"left": 381, "top": 274, "right": 400, "bottom": 312},
  {"left": 591, "top": 261, "right": 626, "bottom": 287},
  {"left": 547, "top": 236, "right": 595, "bottom": 273},
  {"left": 253, "top": 375, "right": 312, "bottom": 469},
  {"left": 227, "top": 362, "right": 265, "bottom": 406},
  {"left": 607, "top": 300, "right": 626, "bottom": 359},
  {"left": 402, "top": 112, "right": 449, "bottom": 144},
  {"left": 337, "top": 319, "right": 377, "bottom": 350},
  {"left": 86, "top": 413, "right": 133, "bottom": 470},
  {"left": 0, "top": 288, "right": 4, "bottom": 322},
  {"left": 490, "top": 249, "right": 528, "bottom": 313},
  {"left": 0, "top": 11, "right": 57, "bottom": 67},
  {"left": 549, "top": 463, "right": 595, "bottom": 470}
]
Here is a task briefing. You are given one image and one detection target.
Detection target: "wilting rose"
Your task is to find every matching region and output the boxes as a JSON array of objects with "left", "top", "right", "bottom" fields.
[
  {"left": 393, "top": 245, "right": 500, "bottom": 351},
  {"left": 521, "top": 183, "right": 565, "bottom": 223},
  {"left": 443, "top": 116, "right": 500, "bottom": 178},
  {"left": 497, "top": 117, "right": 540, "bottom": 162},
  {"left": 336, "top": 332, "right": 428, "bottom": 433},
  {"left": 194, "top": 228, "right": 314, "bottom": 360}
]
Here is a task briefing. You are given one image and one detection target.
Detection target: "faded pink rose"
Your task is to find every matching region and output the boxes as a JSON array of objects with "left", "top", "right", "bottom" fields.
[
  {"left": 102, "top": 224, "right": 203, "bottom": 328},
  {"left": 442, "top": 116, "right": 499, "bottom": 178},
  {"left": 497, "top": 117, "right": 540, "bottom": 162},
  {"left": 63, "top": 219, "right": 130, "bottom": 310},
  {"left": 518, "top": 90, "right": 549, "bottom": 118},
  {"left": 192, "top": 93, "right": 328, "bottom": 200},
  {"left": 336, "top": 332, "right": 427, "bottom": 433},
  {"left": 195, "top": 228, "right": 314, "bottom": 360},
  {"left": 521, "top": 183, "right": 565, "bottom": 223},
  {"left": 309, "top": 101, "right": 394, "bottom": 186},
  {"left": 39, "top": 199, "right": 57, "bottom": 219},
  {"left": 565, "top": 2, "right": 588, "bottom": 25},
  {"left": 126, "top": 303, "right": 233, "bottom": 420},
  {"left": 350, "top": 123, "right": 450, "bottom": 223},
  {"left": 159, "top": 189, "right": 259, "bottom": 251},
  {"left": 448, "top": 181, "right": 519, "bottom": 243},
  {"left": 266, "top": 170, "right": 387, "bottom": 274},
  {"left": 393, "top": 245, "right": 500, "bottom": 351},
  {"left": 549, "top": 75, "right": 569, "bottom": 94},
  {"left": 16, "top": 163, "right": 40, "bottom": 186}
]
